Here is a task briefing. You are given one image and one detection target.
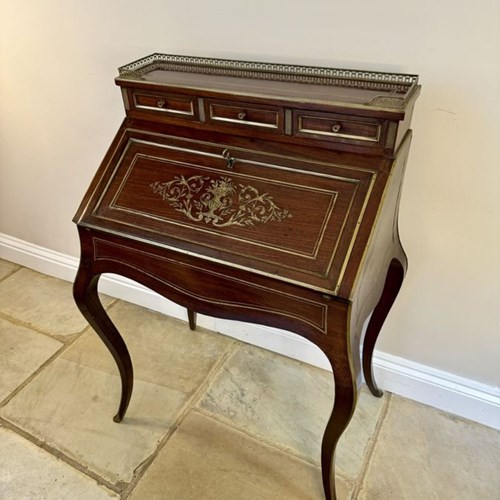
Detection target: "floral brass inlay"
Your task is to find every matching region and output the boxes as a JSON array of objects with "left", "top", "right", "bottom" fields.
[{"left": 150, "top": 175, "right": 292, "bottom": 228}]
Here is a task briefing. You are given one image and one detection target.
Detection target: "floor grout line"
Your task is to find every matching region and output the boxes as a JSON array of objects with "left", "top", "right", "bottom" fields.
[
  {"left": 0, "top": 276, "right": 383, "bottom": 500},
  {"left": 202, "top": 403, "right": 317, "bottom": 460},
  {"left": 2, "top": 262, "right": 498, "bottom": 499},
  {"left": 0, "top": 263, "right": 22, "bottom": 283},
  {"left": 0, "top": 293, "right": 242, "bottom": 499},
  {"left": 119, "top": 339, "right": 241, "bottom": 499},
  {"left": 189, "top": 408, "right": 357, "bottom": 493},
  {"left": 0, "top": 417, "right": 121, "bottom": 494},
  {"left": 193, "top": 405, "right": 324, "bottom": 469},
  {"left": 161, "top": 341, "right": 366, "bottom": 487},
  {"left": 0, "top": 296, "right": 119, "bottom": 343},
  {"left": 0, "top": 332, "right": 87, "bottom": 410},
  {"left": 0, "top": 296, "right": 124, "bottom": 493},
  {"left": 0, "top": 310, "right": 79, "bottom": 343},
  {"left": 0, "top": 299, "right": 120, "bottom": 410},
  {"left": 192, "top": 397, "right": 356, "bottom": 487},
  {"left": 351, "top": 391, "right": 392, "bottom": 499}
]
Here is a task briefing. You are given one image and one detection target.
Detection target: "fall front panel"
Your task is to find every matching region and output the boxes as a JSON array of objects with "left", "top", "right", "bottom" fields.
[{"left": 87, "top": 131, "right": 374, "bottom": 291}]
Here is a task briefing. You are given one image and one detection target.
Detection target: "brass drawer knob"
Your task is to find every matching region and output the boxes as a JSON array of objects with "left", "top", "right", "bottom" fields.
[
  {"left": 332, "top": 123, "right": 342, "bottom": 133},
  {"left": 237, "top": 112, "right": 247, "bottom": 120},
  {"left": 157, "top": 100, "right": 166, "bottom": 108}
]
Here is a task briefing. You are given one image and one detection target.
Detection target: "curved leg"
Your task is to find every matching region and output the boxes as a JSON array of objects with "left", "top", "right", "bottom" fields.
[
  {"left": 320, "top": 340, "right": 358, "bottom": 500},
  {"left": 363, "top": 257, "right": 406, "bottom": 397},
  {"left": 73, "top": 263, "right": 133, "bottom": 423},
  {"left": 187, "top": 309, "right": 197, "bottom": 331}
]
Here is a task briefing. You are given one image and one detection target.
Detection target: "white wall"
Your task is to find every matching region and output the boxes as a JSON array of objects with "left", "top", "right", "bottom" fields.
[{"left": 1, "top": 1, "right": 499, "bottom": 390}]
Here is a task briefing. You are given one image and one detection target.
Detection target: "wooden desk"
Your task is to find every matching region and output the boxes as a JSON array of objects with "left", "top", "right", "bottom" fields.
[{"left": 73, "top": 54, "right": 420, "bottom": 499}]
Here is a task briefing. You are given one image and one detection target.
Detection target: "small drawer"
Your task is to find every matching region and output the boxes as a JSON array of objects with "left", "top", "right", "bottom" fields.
[
  {"left": 294, "top": 111, "right": 382, "bottom": 145},
  {"left": 132, "top": 91, "right": 198, "bottom": 119},
  {"left": 207, "top": 100, "right": 283, "bottom": 132}
]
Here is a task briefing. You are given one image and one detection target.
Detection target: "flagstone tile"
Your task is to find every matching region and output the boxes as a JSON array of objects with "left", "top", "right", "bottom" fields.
[
  {"left": 0, "top": 317, "right": 62, "bottom": 402},
  {"left": 0, "top": 301, "right": 233, "bottom": 485},
  {"left": 128, "top": 411, "right": 353, "bottom": 500},
  {"left": 197, "top": 343, "right": 386, "bottom": 482},
  {"left": 0, "top": 268, "right": 113, "bottom": 336},
  {"left": 0, "top": 426, "right": 117, "bottom": 499},
  {"left": 63, "top": 300, "right": 235, "bottom": 391},
  {"left": 0, "top": 259, "right": 20, "bottom": 281},
  {"left": 358, "top": 396, "right": 500, "bottom": 499}
]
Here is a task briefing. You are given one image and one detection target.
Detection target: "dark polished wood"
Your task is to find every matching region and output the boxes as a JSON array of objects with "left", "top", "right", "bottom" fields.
[
  {"left": 73, "top": 54, "right": 420, "bottom": 499},
  {"left": 72, "top": 248, "right": 133, "bottom": 423},
  {"left": 187, "top": 309, "right": 197, "bottom": 331},
  {"left": 363, "top": 257, "right": 407, "bottom": 397}
]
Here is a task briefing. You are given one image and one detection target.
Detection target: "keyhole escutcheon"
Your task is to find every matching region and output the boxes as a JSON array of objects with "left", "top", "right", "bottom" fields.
[{"left": 222, "top": 149, "right": 235, "bottom": 169}]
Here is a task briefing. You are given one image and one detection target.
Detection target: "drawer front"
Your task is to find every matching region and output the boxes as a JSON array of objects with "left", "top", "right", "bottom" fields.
[
  {"left": 92, "top": 237, "right": 328, "bottom": 335},
  {"left": 89, "top": 131, "right": 374, "bottom": 292},
  {"left": 131, "top": 90, "right": 198, "bottom": 119},
  {"left": 294, "top": 110, "right": 383, "bottom": 146},
  {"left": 207, "top": 100, "right": 284, "bottom": 132}
]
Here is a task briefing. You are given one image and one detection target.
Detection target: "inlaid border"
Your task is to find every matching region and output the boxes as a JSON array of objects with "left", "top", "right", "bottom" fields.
[{"left": 92, "top": 237, "right": 328, "bottom": 334}]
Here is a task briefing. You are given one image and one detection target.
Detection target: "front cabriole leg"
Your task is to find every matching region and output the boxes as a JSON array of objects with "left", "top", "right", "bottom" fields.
[
  {"left": 318, "top": 302, "right": 359, "bottom": 500},
  {"left": 73, "top": 259, "right": 133, "bottom": 423}
]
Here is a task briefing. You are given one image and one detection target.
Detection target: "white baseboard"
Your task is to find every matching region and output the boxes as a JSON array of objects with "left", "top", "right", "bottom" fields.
[{"left": 1, "top": 232, "right": 498, "bottom": 430}]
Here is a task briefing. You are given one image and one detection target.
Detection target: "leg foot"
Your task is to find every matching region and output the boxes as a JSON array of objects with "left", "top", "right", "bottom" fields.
[
  {"left": 321, "top": 388, "right": 356, "bottom": 499},
  {"left": 363, "top": 258, "right": 405, "bottom": 397},
  {"left": 73, "top": 264, "right": 134, "bottom": 422},
  {"left": 187, "top": 309, "right": 197, "bottom": 331}
]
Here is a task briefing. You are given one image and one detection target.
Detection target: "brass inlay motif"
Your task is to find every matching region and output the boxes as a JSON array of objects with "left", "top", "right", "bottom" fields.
[{"left": 150, "top": 175, "right": 292, "bottom": 228}]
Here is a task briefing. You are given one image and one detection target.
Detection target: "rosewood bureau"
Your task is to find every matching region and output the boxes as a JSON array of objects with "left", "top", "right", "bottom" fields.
[{"left": 73, "top": 54, "right": 420, "bottom": 499}]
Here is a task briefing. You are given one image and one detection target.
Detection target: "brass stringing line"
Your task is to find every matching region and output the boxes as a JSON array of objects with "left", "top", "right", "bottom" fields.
[
  {"left": 129, "top": 137, "right": 365, "bottom": 184},
  {"left": 104, "top": 155, "right": 325, "bottom": 260},
  {"left": 108, "top": 154, "right": 141, "bottom": 211},
  {"left": 334, "top": 170, "right": 378, "bottom": 294},
  {"left": 111, "top": 149, "right": 345, "bottom": 259},
  {"left": 95, "top": 134, "right": 373, "bottom": 289},
  {"left": 91, "top": 133, "right": 133, "bottom": 218},
  {"left": 126, "top": 138, "right": 364, "bottom": 262},
  {"left": 100, "top": 206, "right": 320, "bottom": 262},
  {"left": 125, "top": 128, "right": 377, "bottom": 175},
  {"left": 84, "top": 222, "right": 337, "bottom": 295},
  {"left": 93, "top": 237, "right": 328, "bottom": 333},
  {"left": 89, "top": 130, "right": 376, "bottom": 294}
]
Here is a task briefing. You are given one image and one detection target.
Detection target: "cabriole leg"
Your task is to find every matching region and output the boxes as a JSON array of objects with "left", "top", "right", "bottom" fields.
[
  {"left": 73, "top": 262, "right": 133, "bottom": 423},
  {"left": 320, "top": 339, "right": 358, "bottom": 500},
  {"left": 362, "top": 257, "right": 406, "bottom": 397}
]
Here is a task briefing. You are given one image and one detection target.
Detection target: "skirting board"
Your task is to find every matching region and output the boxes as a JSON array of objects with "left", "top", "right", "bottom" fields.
[{"left": 1, "top": 232, "right": 498, "bottom": 430}]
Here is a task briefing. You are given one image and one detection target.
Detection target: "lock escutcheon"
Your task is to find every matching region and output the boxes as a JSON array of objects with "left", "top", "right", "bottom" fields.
[{"left": 222, "top": 149, "right": 235, "bottom": 169}]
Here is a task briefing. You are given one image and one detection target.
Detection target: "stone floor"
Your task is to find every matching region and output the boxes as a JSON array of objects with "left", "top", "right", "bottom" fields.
[{"left": 0, "top": 258, "right": 498, "bottom": 499}]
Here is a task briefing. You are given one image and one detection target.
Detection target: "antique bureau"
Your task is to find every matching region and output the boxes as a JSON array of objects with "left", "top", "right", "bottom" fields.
[{"left": 73, "top": 54, "right": 420, "bottom": 499}]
